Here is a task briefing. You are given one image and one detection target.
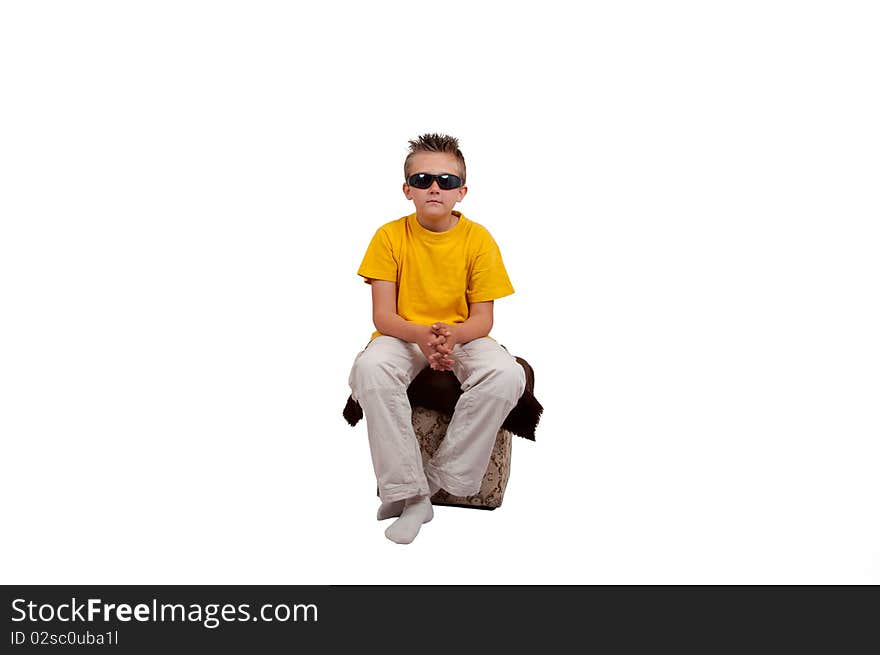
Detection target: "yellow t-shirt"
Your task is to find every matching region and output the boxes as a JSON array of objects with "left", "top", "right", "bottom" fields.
[{"left": 357, "top": 211, "right": 514, "bottom": 341}]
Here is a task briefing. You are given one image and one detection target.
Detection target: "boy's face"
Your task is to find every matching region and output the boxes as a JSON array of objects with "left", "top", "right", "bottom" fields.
[{"left": 403, "top": 152, "right": 468, "bottom": 218}]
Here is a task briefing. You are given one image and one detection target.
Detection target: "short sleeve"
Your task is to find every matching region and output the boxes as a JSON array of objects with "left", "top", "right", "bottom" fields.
[
  {"left": 467, "top": 231, "right": 514, "bottom": 303},
  {"left": 357, "top": 227, "right": 398, "bottom": 284}
]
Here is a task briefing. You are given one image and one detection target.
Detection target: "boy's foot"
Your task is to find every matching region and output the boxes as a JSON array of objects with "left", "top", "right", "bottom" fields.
[
  {"left": 384, "top": 496, "right": 433, "bottom": 544},
  {"left": 377, "top": 499, "right": 405, "bottom": 520}
]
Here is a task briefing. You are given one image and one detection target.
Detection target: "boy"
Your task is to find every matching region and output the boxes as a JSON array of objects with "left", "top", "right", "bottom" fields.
[{"left": 348, "top": 133, "right": 525, "bottom": 544}]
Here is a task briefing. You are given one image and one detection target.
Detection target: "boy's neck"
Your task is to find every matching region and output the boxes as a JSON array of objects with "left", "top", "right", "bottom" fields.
[{"left": 416, "top": 210, "right": 459, "bottom": 233}]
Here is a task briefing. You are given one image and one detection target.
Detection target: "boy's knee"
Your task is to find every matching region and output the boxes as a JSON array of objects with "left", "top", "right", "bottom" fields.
[
  {"left": 505, "top": 362, "right": 527, "bottom": 398},
  {"left": 351, "top": 352, "right": 408, "bottom": 391},
  {"left": 483, "top": 360, "right": 526, "bottom": 400}
]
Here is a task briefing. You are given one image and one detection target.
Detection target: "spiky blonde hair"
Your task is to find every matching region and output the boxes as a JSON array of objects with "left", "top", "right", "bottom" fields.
[{"left": 404, "top": 133, "right": 467, "bottom": 183}]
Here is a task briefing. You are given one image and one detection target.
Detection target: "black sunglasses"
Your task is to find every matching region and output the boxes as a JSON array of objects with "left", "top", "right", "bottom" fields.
[{"left": 406, "top": 172, "right": 464, "bottom": 190}]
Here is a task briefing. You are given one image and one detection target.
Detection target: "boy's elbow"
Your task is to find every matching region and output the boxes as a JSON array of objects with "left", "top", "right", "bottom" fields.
[
  {"left": 480, "top": 314, "right": 493, "bottom": 337},
  {"left": 373, "top": 311, "right": 390, "bottom": 334}
]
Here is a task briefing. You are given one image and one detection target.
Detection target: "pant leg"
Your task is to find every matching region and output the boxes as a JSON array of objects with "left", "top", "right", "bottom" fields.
[
  {"left": 424, "top": 338, "right": 526, "bottom": 497},
  {"left": 348, "top": 336, "right": 431, "bottom": 502}
]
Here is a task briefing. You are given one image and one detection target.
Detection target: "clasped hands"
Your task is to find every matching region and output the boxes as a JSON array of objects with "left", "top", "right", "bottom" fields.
[{"left": 421, "top": 322, "right": 458, "bottom": 372}]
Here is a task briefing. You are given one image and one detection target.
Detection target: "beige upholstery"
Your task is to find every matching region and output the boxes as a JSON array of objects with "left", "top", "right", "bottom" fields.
[{"left": 412, "top": 406, "right": 512, "bottom": 510}]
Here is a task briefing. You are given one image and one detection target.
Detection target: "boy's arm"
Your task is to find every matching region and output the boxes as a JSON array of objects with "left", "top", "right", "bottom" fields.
[
  {"left": 447, "top": 301, "right": 493, "bottom": 344},
  {"left": 432, "top": 301, "right": 494, "bottom": 357},
  {"left": 370, "top": 280, "right": 425, "bottom": 343}
]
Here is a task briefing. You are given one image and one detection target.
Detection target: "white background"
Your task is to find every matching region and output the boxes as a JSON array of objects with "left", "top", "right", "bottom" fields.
[{"left": 1, "top": 1, "right": 878, "bottom": 584}]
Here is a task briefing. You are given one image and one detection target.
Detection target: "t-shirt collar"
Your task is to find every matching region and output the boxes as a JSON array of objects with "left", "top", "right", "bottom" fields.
[{"left": 409, "top": 211, "right": 465, "bottom": 240}]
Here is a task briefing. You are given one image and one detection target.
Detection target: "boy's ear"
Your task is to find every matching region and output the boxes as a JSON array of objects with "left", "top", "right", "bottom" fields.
[
  {"left": 402, "top": 182, "right": 413, "bottom": 199},
  {"left": 457, "top": 185, "right": 467, "bottom": 201}
]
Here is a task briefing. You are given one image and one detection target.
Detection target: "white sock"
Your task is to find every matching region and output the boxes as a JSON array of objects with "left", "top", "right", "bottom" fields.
[
  {"left": 378, "top": 482, "right": 438, "bottom": 520},
  {"left": 384, "top": 495, "right": 433, "bottom": 544},
  {"left": 377, "top": 499, "right": 405, "bottom": 520}
]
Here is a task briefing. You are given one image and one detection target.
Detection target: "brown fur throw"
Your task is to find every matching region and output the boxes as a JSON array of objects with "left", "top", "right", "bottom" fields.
[{"left": 343, "top": 355, "right": 543, "bottom": 441}]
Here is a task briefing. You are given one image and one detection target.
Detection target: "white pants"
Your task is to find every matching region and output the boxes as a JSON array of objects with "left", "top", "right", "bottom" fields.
[{"left": 348, "top": 336, "right": 526, "bottom": 502}]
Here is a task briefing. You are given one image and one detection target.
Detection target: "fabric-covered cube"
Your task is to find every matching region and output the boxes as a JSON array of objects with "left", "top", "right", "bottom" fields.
[{"left": 412, "top": 405, "right": 512, "bottom": 510}]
